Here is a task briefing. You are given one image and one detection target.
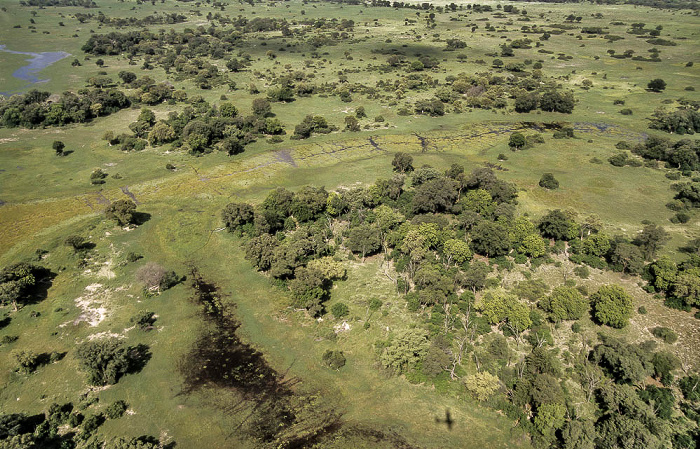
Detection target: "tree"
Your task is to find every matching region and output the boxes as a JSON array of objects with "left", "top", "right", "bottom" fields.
[
  {"left": 11, "top": 350, "right": 40, "bottom": 374},
  {"left": 75, "top": 338, "right": 131, "bottom": 385},
  {"left": 344, "top": 115, "right": 360, "bottom": 131},
  {"left": 540, "top": 90, "right": 575, "bottom": 113},
  {"left": 379, "top": 328, "right": 430, "bottom": 375},
  {"left": 539, "top": 173, "right": 559, "bottom": 190},
  {"left": 443, "top": 239, "right": 472, "bottom": 266},
  {"left": 461, "top": 261, "right": 491, "bottom": 293},
  {"left": 147, "top": 122, "right": 175, "bottom": 146},
  {"left": 561, "top": 419, "right": 596, "bottom": 449},
  {"left": 135, "top": 262, "right": 171, "bottom": 291},
  {"left": 322, "top": 350, "right": 346, "bottom": 370},
  {"left": 470, "top": 221, "right": 511, "bottom": 257},
  {"left": 634, "top": 224, "right": 670, "bottom": 260},
  {"left": 412, "top": 178, "right": 459, "bottom": 213},
  {"left": 222, "top": 202, "right": 254, "bottom": 233},
  {"left": 540, "top": 286, "right": 587, "bottom": 322},
  {"left": 582, "top": 233, "right": 611, "bottom": 257},
  {"left": 251, "top": 98, "right": 272, "bottom": 117},
  {"left": 609, "top": 242, "right": 645, "bottom": 274},
  {"left": 64, "top": 235, "right": 87, "bottom": 252},
  {"left": 509, "top": 132, "right": 526, "bottom": 149},
  {"left": 514, "top": 93, "right": 538, "bottom": 113},
  {"left": 647, "top": 78, "right": 666, "bottom": 92},
  {"left": 117, "top": 71, "right": 137, "bottom": 84},
  {"left": 671, "top": 267, "right": 700, "bottom": 306},
  {"left": 346, "top": 224, "right": 381, "bottom": 261},
  {"left": 465, "top": 371, "right": 500, "bottom": 401},
  {"left": 533, "top": 403, "right": 566, "bottom": 436},
  {"left": 0, "top": 262, "right": 38, "bottom": 311},
  {"left": 479, "top": 289, "right": 531, "bottom": 339},
  {"left": 591, "top": 284, "right": 633, "bottom": 328},
  {"left": 392, "top": 152, "right": 414, "bottom": 173},
  {"left": 288, "top": 266, "right": 329, "bottom": 315},
  {"left": 648, "top": 256, "right": 677, "bottom": 292},
  {"left": 539, "top": 209, "right": 575, "bottom": 241},
  {"left": 105, "top": 199, "right": 137, "bottom": 226},
  {"left": 244, "top": 233, "right": 277, "bottom": 271},
  {"left": 330, "top": 302, "right": 349, "bottom": 319},
  {"left": 52, "top": 140, "right": 65, "bottom": 156}
]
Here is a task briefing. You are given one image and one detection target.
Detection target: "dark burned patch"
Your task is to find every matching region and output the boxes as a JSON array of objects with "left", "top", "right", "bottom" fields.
[
  {"left": 179, "top": 268, "right": 422, "bottom": 448},
  {"left": 307, "top": 424, "right": 425, "bottom": 449},
  {"left": 179, "top": 267, "right": 290, "bottom": 400}
]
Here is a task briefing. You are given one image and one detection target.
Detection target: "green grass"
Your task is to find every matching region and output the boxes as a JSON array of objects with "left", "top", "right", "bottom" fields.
[{"left": 0, "top": 0, "right": 698, "bottom": 446}]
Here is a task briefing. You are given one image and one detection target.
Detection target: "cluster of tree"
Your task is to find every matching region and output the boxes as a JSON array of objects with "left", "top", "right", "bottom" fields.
[
  {"left": 508, "top": 0, "right": 698, "bottom": 9},
  {"left": 648, "top": 255, "right": 700, "bottom": 308},
  {"left": 292, "top": 115, "right": 336, "bottom": 139},
  {"left": 20, "top": 0, "right": 95, "bottom": 6},
  {"left": 0, "top": 403, "right": 170, "bottom": 448},
  {"left": 0, "top": 89, "right": 129, "bottom": 129},
  {"left": 220, "top": 154, "right": 698, "bottom": 447},
  {"left": 648, "top": 107, "right": 700, "bottom": 135},
  {"left": 111, "top": 99, "right": 283, "bottom": 154},
  {"left": 75, "top": 338, "right": 149, "bottom": 386},
  {"left": 74, "top": 12, "right": 186, "bottom": 27},
  {"left": 625, "top": 136, "right": 700, "bottom": 172},
  {"left": 514, "top": 89, "right": 575, "bottom": 114}
]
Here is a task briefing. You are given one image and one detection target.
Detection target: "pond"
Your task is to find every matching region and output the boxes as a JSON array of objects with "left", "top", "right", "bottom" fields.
[{"left": 0, "top": 44, "right": 71, "bottom": 95}]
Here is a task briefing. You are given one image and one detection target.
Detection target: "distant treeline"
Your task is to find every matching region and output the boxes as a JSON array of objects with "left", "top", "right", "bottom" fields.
[
  {"left": 20, "top": 0, "right": 97, "bottom": 7},
  {"left": 508, "top": 0, "right": 698, "bottom": 10},
  {"left": 74, "top": 12, "right": 187, "bottom": 27}
]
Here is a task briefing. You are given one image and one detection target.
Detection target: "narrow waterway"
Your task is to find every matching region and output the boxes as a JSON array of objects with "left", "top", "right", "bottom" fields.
[{"left": 0, "top": 44, "right": 71, "bottom": 95}]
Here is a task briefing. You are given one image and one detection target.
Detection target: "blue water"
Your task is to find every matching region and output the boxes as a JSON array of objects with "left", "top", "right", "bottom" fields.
[{"left": 0, "top": 44, "right": 71, "bottom": 95}]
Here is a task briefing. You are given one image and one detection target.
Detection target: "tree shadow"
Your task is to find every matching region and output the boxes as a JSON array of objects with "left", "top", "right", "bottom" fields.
[
  {"left": 35, "top": 351, "right": 67, "bottom": 368},
  {"left": 0, "top": 316, "right": 10, "bottom": 330},
  {"left": 24, "top": 267, "right": 56, "bottom": 307},
  {"left": 132, "top": 212, "right": 152, "bottom": 226},
  {"left": 127, "top": 344, "right": 152, "bottom": 375},
  {"left": 61, "top": 150, "right": 74, "bottom": 157}
]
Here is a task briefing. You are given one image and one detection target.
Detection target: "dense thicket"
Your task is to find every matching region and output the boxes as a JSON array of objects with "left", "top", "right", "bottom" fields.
[
  {"left": 0, "top": 89, "right": 129, "bottom": 128},
  {"left": 220, "top": 157, "right": 699, "bottom": 449}
]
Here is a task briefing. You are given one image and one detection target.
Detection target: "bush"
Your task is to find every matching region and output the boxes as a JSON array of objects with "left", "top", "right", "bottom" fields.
[
  {"left": 75, "top": 339, "right": 131, "bottom": 386},
  {"left": 651, "top": 327, "right": 678, "bottom": 344},
  {"left": 573, "top": 266, "right": 590, "bottom": 279},
  {"left": 130, "top": 311, "right": 156, "bottom": 330},
  {"left": 330, "top": 302, "right": 349, "bottom": 319},
  {"left": 135, "top": 262, "right": 179, "bottom": 291},
  {"left": 620, "top": 108, "right": 633, "bottom": 115},
  {"left": 539, "top": 173, "right": 559, "bottom": 190},
  {"left": 105, "top": 400, "right": 128, "bottom": 419},
  {"left": 321, "top": 350, "right": 346, "bottom": 370},
  {"left": 591, "top": 284, "right": 633, "bottom": 328},
  {"left": 12, "top": 349, "right": 39, "bottom": 373},
  {"left": 638, "top": 306, "right": 647, "bottom": 314}
]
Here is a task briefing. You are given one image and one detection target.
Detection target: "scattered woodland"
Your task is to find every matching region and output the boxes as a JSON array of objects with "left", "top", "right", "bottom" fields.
[{"left": 0, "top": 0, "right": 698, "bottom": 447}]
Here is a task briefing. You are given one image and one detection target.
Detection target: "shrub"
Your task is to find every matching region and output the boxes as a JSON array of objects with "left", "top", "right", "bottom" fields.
[
  {"left": 591, "top": 285, "right": 634, "bottom": 328},
  {"left": 12, "top": 349, "right": 39, "bottom": 373},
  {"left": 321, "top": 350, "right": 346, "bottom": 370},
  {"left": 539, "top": 173, "right": 559, "bottom": 190},
  {"left": 105, "top": 400, "right": 128, "bottom": 419},
  {"left": 330, "top": 302, "right": 349, "bottom": 319},
  {"left": 135, "top": 262, "right": 179, "bottom": 291},
  {"left": 75, "top": 339, "right": 131, "bottom": 386},
  {"left": 130, "top": 311, "right": 156, "bottom": 330},
  {"left": 651, "top": 327, "right": 678, "bottom": 344}
]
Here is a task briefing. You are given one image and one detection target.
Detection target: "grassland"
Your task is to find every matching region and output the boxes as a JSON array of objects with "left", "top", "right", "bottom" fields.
[{"left": 0, "top": 0, "right": 698, "bottom": 447}]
